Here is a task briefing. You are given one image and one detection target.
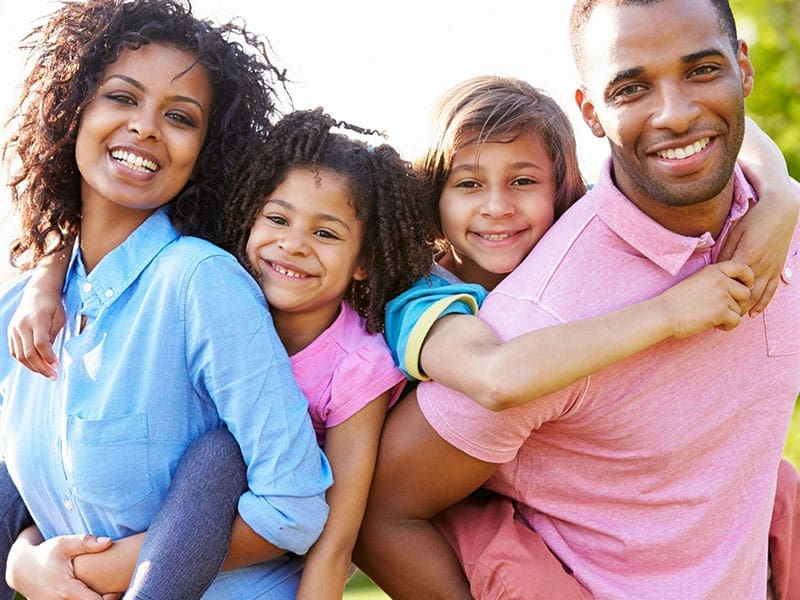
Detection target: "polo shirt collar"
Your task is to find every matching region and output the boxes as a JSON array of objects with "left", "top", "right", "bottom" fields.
[
  {"left": 592, "top": 159, "right": 754, "bottom": 275},
  {"left": 67, "top": 207, "right": 180, "bottom": 311}
]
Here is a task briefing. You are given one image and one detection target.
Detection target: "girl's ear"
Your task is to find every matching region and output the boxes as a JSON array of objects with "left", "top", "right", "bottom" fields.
[{"left": 353, "top": 263, "right": 368, "bottom": 282}]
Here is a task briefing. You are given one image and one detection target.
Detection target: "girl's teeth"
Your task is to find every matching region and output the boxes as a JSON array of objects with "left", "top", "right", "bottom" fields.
[
  {"left": 656, "top": 137, "right": 710, "bottom": 160},
  {"left": 273, "top": 263, "right": 305, "bottom": 278},
  {"left": 111, "top": 150, "right": 158, "bottom": 172},
  {"left": 480, "top": 233, "right": 513, "bottom": 241}
]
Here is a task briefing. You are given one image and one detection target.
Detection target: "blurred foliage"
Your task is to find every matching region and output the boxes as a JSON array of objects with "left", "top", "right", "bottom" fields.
[{"left": 732, "top": 0, "right": 800, "bottom": 179}]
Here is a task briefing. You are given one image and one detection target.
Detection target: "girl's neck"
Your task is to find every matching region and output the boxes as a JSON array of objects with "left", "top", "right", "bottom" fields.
[
  {"left": 271, "top": 303, "right": 342, "bottom": 356},
  {"left": 438, "top": 251, "right": 505, "bottom": 291}
]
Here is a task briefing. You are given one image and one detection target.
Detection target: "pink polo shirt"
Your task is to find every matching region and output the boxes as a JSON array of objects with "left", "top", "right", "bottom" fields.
[{"left": 418, "top": 162, "right": 800, "bottom": 599}]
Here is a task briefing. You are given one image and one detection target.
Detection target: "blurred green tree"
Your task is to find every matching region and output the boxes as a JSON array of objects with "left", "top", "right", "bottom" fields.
[{"left": 732, "top": 0, "right": 800, "bottom": 178}]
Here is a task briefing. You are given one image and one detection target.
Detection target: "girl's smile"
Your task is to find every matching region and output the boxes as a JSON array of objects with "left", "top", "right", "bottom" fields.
[
  {"left": 246, "top": 167, "right": 367, "bottom": 340},
  {"left": 438, "top": 131, "right": 557, "bottom": 290}
]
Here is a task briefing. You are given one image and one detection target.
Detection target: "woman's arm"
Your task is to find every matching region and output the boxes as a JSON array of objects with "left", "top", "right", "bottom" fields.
[
  {"left": 7, "top": 247, "right": 70, "bottom": 379},
  {"left": 719, "top": 116, "right": 799, "bottom": 315},
  {"left": 297, "top": 393, "right": 390, "bottom": 600},
  {"left": 421, "top": 260, "right": 753, "bottom": 411}
]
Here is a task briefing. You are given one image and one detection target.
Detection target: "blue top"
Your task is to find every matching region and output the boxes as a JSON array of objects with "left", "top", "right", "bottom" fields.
[
  {"left": 384, "top": 264, "right": 487, "bottom": 381},
  {"left": 0, "top": 209, "right": 332, "bottom": 597}
]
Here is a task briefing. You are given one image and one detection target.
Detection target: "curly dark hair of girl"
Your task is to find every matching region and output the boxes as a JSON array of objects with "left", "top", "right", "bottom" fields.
[
  {"left": 224, "top": 108, "right": 436, "bottom": 334},
  {"left": 3, "top": 0, "right": 289, "bottom": 269}
]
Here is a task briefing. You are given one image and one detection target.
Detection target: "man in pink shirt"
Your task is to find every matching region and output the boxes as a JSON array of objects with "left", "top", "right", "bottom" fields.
[{"left": 356, "top": 0, "right": 800, "bottom": 598}]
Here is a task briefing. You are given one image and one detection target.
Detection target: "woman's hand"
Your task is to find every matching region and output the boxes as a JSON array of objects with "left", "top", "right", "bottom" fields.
[{"left": 6, "top": 527, "right": 113, "bottom": 600}]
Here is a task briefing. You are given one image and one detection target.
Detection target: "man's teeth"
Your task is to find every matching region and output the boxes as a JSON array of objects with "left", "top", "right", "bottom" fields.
[
  {"left": 656, "top": 137, "right": 710, "bottom": 160},
  {"left": 111, "top": 150, "right": 158, "bottom": 172},
  {"left": 480, "top": 233, "right": 514, "bottom": 241},
  {"left": 272, "top": 263, "right": 306, "bottom": 278}
]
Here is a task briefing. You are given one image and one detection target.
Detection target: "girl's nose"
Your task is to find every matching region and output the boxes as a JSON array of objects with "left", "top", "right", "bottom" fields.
[
  {"left": 481, "top": 187, "right": 515, "bottom": 219},
  {"left": 278, "top": 230, "right": 310, "bottom": 255}
]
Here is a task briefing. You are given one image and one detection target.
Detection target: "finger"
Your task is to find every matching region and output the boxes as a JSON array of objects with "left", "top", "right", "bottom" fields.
[
  {"left": 717, "top": 227, "right": 744, "bottom": 263},
  {"left": 61, "top": 579, "right": 104, "bottom": 600},
  {"left": 32, "top": 327, "right": 59, "bottom": 372},
  {"left": 16, "top": 333, "right": 56, "bottom": 380},
  {"left": 54, "top": 534, "right": 113, "bottom": 558},
  {"left": 750, "top": 276, "right": 780, "bottom": 316},
  {"left": 717, "top": 260, "right": 755, "bottom": 290}
]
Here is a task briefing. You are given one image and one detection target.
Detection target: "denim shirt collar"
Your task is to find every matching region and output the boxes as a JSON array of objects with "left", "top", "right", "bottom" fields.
[{"left": 67, "top": 207, "right": 180, "bottom": 318}]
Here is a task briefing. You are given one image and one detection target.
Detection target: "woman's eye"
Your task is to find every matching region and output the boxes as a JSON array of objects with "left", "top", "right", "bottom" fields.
[
  {"left": 106, "top": 94, "right": 136, "bottom": 105},
  {"left": 166, "top": 112, "right": 196, "bottom": 127},
  {"left": 267, "top": 215, "right": 287, "bottom": 226}
]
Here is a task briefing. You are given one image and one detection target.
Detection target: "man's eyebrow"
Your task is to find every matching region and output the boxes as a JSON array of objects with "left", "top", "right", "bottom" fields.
[
  {"left": 683, "top": 48, "right": 725, "bottom": 64},
  {"left": 604, "top": 48, "right": 726, "bottom": 92},
  {"left": 606, "top": 67, "right": 644, "bottom": 90}
]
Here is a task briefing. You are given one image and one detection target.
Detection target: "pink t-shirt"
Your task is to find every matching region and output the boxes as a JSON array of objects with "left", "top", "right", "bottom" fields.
[
  {"left": 291, "top": 301, "right": 405, "bottom": 447},
  {"left": 418, "top": 163, "right": 800, "bottom": 599}
]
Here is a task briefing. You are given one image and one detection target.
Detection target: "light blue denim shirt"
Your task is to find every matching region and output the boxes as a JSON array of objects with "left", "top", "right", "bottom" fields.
[{"left": 0, "top": 208, "right": 332, "bottom": 597}]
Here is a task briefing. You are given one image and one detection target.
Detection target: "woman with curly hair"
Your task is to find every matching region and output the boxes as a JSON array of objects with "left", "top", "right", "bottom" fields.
[{"left": 0, "top": 0, "right": 331, "bottom": 597}]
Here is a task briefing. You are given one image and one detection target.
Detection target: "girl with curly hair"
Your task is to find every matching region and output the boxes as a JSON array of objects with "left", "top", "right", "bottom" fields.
[{"left": 0, "top": 0, "right": 331, "bottom": 598}]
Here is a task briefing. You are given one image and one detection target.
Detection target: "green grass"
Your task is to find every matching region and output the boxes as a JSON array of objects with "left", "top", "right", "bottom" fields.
[{"left": 344, "top": 398, "right": 800, "bottom": 599}]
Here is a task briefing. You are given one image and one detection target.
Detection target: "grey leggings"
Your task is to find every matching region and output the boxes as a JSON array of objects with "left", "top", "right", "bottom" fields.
[{"left": 126, "top": 427, "right": 247, "bottom": 599}]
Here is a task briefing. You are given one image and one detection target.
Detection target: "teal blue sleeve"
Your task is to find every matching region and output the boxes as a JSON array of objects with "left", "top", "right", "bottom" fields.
[{"left": 384, "top": 275, "right": 488, "bottom": 381}]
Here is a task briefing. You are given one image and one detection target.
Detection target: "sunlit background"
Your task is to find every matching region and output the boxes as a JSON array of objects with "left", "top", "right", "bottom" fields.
[{"left": 0, "top": 1, "right": 610, "bottom": 282}]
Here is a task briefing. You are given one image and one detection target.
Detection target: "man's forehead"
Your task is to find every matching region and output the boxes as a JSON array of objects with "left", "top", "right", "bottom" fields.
[{"left": 578, "top": 0, "right": 731, "bottom": 88}]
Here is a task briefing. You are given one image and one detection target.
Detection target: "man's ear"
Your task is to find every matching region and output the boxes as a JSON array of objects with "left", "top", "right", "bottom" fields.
[
  {"left": 737, "top": 39, "right": 755, "bottom": 98},
  {"left": 575, "top": 87, "right": 606, "bottom": 139}
]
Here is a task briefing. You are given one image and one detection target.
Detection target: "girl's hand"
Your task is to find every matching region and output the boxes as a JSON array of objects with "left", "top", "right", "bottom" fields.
[
  {"left": 658, "top": 261, "right": 754, "bottom": 339},
  {"left": 720, "top": 117, "right": 799, "bottom": 315},
  {"left": 7, "top": 282, "right": 65, "bottom": 380},
  {"left": 6, "top": 528, "right": 112, "bottom": 600}
]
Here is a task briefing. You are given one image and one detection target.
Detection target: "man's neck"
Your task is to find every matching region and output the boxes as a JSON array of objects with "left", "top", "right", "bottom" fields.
[{"left": 611, "top": 168, "right": 736, "bottom": 240}]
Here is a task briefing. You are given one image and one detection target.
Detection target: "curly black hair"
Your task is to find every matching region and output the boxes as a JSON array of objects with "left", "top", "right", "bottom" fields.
[
  {"left": 224, "top": 108, "right": 435, "bottom": 333},
  {"left": 3, "top": 0, "right": 288, "bottom": 269}
]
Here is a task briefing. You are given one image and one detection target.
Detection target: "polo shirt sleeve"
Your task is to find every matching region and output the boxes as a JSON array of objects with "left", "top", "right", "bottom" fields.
[
  {"left": 417, "top": 288, "right": 587, "bottom": 464},
  {"left": 183, "top": 255, "right": 332, "bottom": 554},
  {"left": 384, "top": 276, "right": 488, "bottom": 381}
]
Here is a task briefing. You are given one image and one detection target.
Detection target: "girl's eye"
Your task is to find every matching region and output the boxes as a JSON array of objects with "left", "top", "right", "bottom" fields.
[
  {"left": 511, "top": 177, "right": 537, "bottom": 187},
  {"left": 455, "top": 180, "right": 481, "bottom": 189},
  {"left": 267, "top": 215, "right": 287, "bottom": 226},
  {"left": 314, "top": 229, "right": 341, "bottom": 240},
  {"left": 166, "top": 111, "right": 196, "bottom": 127}
]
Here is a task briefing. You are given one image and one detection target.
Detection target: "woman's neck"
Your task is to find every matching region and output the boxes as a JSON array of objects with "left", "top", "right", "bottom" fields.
[{"left": 79, "top": 203, "right": 158, "bottom": 273}]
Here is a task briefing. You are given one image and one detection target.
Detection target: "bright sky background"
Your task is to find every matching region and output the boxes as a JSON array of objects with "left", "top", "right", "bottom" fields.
[{"left": 0, "top": 1, "right": 609, "bottom": 280}]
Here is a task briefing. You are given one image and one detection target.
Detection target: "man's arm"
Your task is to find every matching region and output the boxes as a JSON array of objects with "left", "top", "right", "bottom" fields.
[{"left": 353, "top": 389, "right": 498, "bottom": 600}]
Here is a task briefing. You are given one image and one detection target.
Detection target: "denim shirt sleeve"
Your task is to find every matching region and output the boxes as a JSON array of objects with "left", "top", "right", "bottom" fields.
[{"left": 182, "top": 255, "right": 331, "bottom": 554}]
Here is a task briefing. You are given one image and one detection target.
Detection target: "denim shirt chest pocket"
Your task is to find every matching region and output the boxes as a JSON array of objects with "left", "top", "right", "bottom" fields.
[
  {"left": 65, "top": 411, "right": 154, "bottom": 511},
  {"left": 764, "top": 248, "right": 800, "bottom": 357}
]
